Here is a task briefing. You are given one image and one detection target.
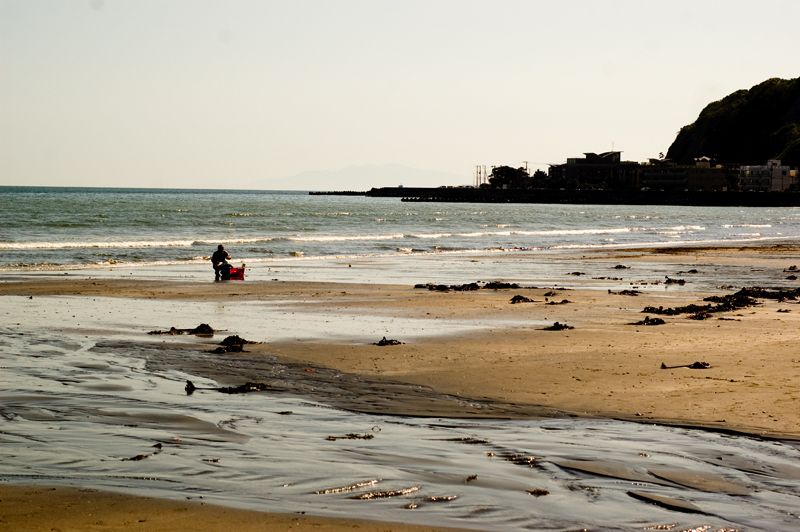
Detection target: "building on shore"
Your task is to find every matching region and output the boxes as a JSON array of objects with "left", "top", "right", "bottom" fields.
[
  {"left": 546, "top": 152, "right": 734, "bottom": 192},
  {"left": 523, "top": 151, "right": 799, "bottom": 194},
  {"left": 638, "top": 157, "right": 733, "bottom": 192},
  {"left": 738, "top": 160, "right": 797, "bottom": 192},
  {"left": 547, "top": 152, "right": 640, "bottom": 190}
]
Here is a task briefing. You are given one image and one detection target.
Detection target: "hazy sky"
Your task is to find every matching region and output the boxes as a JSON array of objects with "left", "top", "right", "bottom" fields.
[{"left": 2, "top": 0, "right": 799, "bottom": 190}]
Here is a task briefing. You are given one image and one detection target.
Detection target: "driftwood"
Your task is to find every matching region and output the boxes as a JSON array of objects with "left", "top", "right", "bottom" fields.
[
  {"left": 325, "top": 433, "right": 375, "bottom": 441},
  {"left": 184, "top": 379, "right": 270, "bottom": 395},
  {"left": 373, "top": 337, "right": 403, "bottom": 346},
  {"left": 527, "top": 488, "right": 550, "bottom": 497},
  {"left": 210, "top": 335, "right": 257, "bottom": 353},
  {"left": 660, "top": 361, "right": 710, "bottom": 370},
  {"left": 541, "top": 322, "right": 573, "bottom": 331},
  {"left": 121, "top": 443, "right": 163, "bottom": 461},
  {"left": 630, "top": 316, "right": 665, "bottom": 326},
  {"left": 414, "top": 282, "right": 480, "bottom": 292},
  {"left": 414, "top": 280, "right": 522, "bottom": 292},
  {"left": 314, "top": 480, "right": 380, "bottom": 495},
  {"left": 148, "top": 323, "right": 214, "bottom": 336},
  {"left": 609, "top": 289, "right": 641, "bottom": 296},
  {"left": 351, "top": 486, "right": 420, "bottom": 500},
  {"left": 484, "top": 281, "right": 521, "bottom": 290}
]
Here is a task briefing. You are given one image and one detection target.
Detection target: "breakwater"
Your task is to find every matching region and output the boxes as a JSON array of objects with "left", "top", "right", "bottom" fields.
[{"left": 365, "top": 187, "right": 800, "bottom": 207}]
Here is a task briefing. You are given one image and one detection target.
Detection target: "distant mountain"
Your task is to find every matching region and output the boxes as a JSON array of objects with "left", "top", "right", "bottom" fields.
[
  {"left": 252, "top": 164, "right": 467, "bottom": 191},
  {"left": 667, "top": 77, "right": 800, "bottom": 166}
]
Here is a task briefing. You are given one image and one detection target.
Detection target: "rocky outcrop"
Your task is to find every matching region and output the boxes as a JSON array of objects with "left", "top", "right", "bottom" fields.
[{"left": 667, "top": 77, "right": 800, "bottom": 166}]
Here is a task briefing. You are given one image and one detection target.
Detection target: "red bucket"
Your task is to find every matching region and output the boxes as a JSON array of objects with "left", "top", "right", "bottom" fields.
[{"left": 228, "top": 266, "right": 245, "bottom": 280}]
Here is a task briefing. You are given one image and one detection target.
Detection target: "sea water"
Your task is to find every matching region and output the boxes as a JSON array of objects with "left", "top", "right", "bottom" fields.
[{"left": 2, "top": 186, "right": 800, "bottom": 273}]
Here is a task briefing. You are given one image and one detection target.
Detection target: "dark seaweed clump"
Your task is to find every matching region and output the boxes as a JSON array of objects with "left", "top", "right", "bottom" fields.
[
  {"left": 415, "top": 281, "right": 521, "bottom": 292},
  {"left": 642, "top": 287, "right": 800, "bottom": 318}
]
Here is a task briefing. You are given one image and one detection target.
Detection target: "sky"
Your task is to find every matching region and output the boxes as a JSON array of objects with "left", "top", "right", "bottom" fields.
[{"left": 2, "top": 0, "right": 799, "bottom": 190}]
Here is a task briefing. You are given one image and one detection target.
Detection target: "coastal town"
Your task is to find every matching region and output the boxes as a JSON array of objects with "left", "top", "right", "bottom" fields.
[
  {"left": 474, "top": 151, "right": 798, "bottom": 193},
  {"left": 359, "top": 153, "right": 800, "bottom": 206},
  {"left": 358, "top": 76, "right": 800, "bottom": 203}
]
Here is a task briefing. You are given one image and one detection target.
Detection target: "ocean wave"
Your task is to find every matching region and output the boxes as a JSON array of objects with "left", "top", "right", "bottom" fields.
[
  {"left": 722, "top": 224, "right": 772, "bottom": 229},
  {"left": 549, "top": 234, "right": 792, "bottom": 251},
  {"left": 401, "top": 228, "right": 639, "bottom": 240},
  {"left": 191, "top": 237, "right": 290, "bottom": 246},
  {"left": 286, "top": 233, "right": 405, "bottom": 242},
  {"left": 432, "top": 245, "right": 467, "bottom": 252},
  {"left": 655, "top": 225, "right": 706, "bottom": 236},
  {"left": 512, "top": 228, "right": 636, "bottom": 236},
  {"left": 406, "top": 232, "right": 453, "bottom": 239},
  {"left": 0, "top": 239, "right": 198, "bottom": 250},
  {"left": 664, "top": 225, "right": 706, "bottom": 231},
  {"left": 3, "top": 233, "right": 796, "bottom": 273},
  {"left": 5, "top": 226, "right": 708, "bottom": 252},
  {"left": 0, "top": 236, "right": 298, "bottom": 250}
]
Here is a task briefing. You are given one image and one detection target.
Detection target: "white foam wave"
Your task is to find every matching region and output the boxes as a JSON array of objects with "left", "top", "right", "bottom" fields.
[
  {"left": 407, "top": 232, "right": 453, "bottom": 239},
  {"left": 4, "top": 234, "right": 797, "bottom": 273},
  {"left": 287, "top": 233, "right": 405, "bottom": 242},
  {"left": 0, "top": 239, "right": 198, "bottom": 250},
  {"left": 664, "top": 225, "right": 706, "bottom": 231},
  {"left": 2, "top": 226, "right": 704, "bottom": 252},
  {"left": 403, "top": 228, "right": 637, "bottom": 240},
  {"left": 511, "top": 228, "right": 635, "bottom": 237},
  {"left": 0, "top": 237, "right": 277, "bottom": 251},
  {"left": 549, "top": 234, "right": 792, "bottom": 251},
  {"left": 722, "top": 224, "right": 772, "bottom": 229},
  {"left": 655, "top": 225, "right": 706, "bottom": 236}
]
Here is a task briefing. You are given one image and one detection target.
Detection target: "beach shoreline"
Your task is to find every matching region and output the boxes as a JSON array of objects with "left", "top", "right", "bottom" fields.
[
  {"left": 3, "top": 243, "right": 800, "bottom": 530},
  {"left": 2, "top": 243, "right": 799, "bottom": 439}
]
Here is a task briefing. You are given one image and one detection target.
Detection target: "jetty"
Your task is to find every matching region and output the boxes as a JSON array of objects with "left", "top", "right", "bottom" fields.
[{"left": 361, "top": 187, "right": 800, "bottom": 207}]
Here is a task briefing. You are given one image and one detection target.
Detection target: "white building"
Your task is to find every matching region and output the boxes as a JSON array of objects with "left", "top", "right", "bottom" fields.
[{"left": 739, "top": 160, "right": 796, "bottom": 191}]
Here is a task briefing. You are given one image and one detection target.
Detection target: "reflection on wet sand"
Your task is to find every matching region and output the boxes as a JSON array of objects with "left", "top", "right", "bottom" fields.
[
  {"left": 2, "top": 327, "right": 799, "bottom": 531},
  {"left": 3, "top": 246, "right": 800, "bottom": 530}
]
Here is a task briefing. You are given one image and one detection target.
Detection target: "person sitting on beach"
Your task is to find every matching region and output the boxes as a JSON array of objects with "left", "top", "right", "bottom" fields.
[{"left": 211, "top": 244, "right": 231, "bottom": 281}]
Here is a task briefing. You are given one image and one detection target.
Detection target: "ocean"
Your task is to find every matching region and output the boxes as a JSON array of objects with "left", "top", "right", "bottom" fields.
[{"left": 2, "top": 186, "right": 800, "bottom": 274}]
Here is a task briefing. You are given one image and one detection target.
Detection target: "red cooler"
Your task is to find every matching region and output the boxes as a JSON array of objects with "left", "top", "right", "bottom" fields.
[{"left": 228, "top": 265, "right": 245, "bottom": 280}]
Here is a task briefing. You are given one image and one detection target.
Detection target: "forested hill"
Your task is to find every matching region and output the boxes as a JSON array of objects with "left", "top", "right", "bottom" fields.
[{"left": 666, "top": 77, "right": 800, "bottom": 166}]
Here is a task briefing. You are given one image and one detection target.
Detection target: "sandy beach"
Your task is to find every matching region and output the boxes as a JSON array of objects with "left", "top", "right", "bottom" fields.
[
  {"left": 2, "top": 244, "right": 800, "bottom": 529},
  {"left": 3, "top": 245, "right": 799, "bottom": 438},
  {"left": 0, "top": 485, "right": 465, "bottom": 532}
]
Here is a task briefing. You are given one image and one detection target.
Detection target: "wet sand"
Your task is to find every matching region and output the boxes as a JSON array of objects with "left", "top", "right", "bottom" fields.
[
  {"left": 0, "top": 485, "right": 465, "bottom": 532},
  {"left": 3, "top": 247, "right": 799, "bottom": 438},
  {"left": 3, "top": 243, "right": 800, "bottom": 529}
]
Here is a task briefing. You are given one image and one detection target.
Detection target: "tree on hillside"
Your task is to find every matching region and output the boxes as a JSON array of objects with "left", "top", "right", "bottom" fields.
[
  {"left": 488, "top": 166, "right": 533, "bottom": 189},
  {"left": 532, "top": 169, "right": 548, "bottom": 186},
  {"left": 667, "top": 77, "right": 800, "bottom": 166}
]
